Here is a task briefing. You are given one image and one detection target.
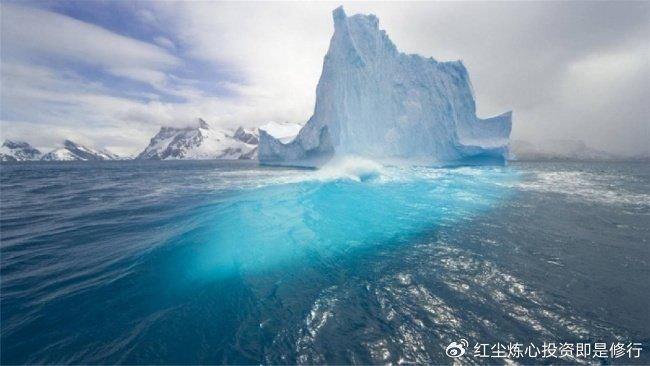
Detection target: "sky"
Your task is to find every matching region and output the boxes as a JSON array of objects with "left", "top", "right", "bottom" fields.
[{"left": 1, "top": 1, "right": 648, "bottom": 157}]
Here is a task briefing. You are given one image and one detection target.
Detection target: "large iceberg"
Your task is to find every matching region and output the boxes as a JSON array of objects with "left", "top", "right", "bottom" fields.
[{"left": 259, "top": 7, "right": 511, "bottom": 166}]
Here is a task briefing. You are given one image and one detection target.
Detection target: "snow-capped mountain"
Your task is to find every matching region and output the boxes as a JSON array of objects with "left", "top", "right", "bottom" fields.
[
  {"left": 233, "top": 127, "right": 259, "bottom": 145},
  {"left": 0, "top": 140, "right": 42, "bottom": 161},
  {"left": 41, "top": 140, "right": 119, "bottom": 161},
  {"left": 137, "top": 119, "right": 259, "bottom": 160},
  {"left": 259, "top": 7, "right": 511, "bottom": 166}
]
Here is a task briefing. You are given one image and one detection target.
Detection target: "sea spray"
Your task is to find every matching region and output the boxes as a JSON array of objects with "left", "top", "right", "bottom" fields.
[{"left": 314, "top": 156, "right": 384, "bottom": 182}]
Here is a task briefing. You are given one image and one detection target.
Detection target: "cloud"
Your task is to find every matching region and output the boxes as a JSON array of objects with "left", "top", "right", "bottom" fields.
[
  {"left": 554, "top": 45, "right": 649, "bottom": 154},
  {"left": 0, "top": 1, "right": 648, "bottom": 156},
  {"left": 108, "top": 68, "right": 168, "bottom": 89},
  {"left": 153, "top": 36, "right": 176, "bottom": 51},
  {"left": 146, "top": 2, "right": 334, "bottom": 127},
  {"left": 0, "top": 62, "right": 164, "bottom": 156},
  {"left": 0, "top": 3, "right": 208, "bottom": 155},
  {"left": 146, "top": 1, "right": 649, "bottom": 155},
  {"left": 1, "top": 3, "right": 179, "bottom": 77},
  {"left": 0, "top": 1, "right": 204, "bottom": 127}
]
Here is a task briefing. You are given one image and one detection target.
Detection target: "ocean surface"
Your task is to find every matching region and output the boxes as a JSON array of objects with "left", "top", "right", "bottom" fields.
[{"left": 1, "top": 159, "right": 648, "bottom": 364}]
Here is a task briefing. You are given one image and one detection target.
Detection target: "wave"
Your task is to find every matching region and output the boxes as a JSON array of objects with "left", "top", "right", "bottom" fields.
[
  {"left": 506, "top": 170, "right": 650, "bottom": 206},
  {"left": 314, "top": 156, "right": 384, "bottom": 182}
]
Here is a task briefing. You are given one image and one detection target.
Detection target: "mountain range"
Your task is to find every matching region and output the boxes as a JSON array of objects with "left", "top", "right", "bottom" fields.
[
  {"left": 1, "top": 139, "right": 121, "bottom": 162},
  {"left": 3, "top": 121, "right": 641, "bottom": 163},
  {"left": 137, "top": 119, "right": 257, "bottom": 160},
  {"left": 41, "top": 140, "right": 120, "bottom": 161},
  {"left": 136, "top": 119, "right": 301, "bottom": 160},
  {"left": 1, "top": 120, "right": 302, "bottom": 162}
]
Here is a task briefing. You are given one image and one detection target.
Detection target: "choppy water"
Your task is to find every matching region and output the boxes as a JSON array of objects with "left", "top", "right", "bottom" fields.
[{"left": 1, "top": 159, "right": 648, "bottom": 364}]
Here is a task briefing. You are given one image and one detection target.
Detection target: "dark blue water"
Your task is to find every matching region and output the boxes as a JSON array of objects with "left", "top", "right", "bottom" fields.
[{"left": 1, "top": 160, "right": 648, "bottom": 364}]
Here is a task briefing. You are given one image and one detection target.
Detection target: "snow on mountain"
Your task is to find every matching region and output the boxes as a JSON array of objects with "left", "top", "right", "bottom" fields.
[
  {"left": 233, "top": 127, "right": 259, "bottom": 145},
  {"left": 40, "top": 148, "right": 79, "bottom": 161},
  {"left": 41, "top": 140, "right": 119, "bottom": 161},
  {"left": 0, "top": 140, "right": 41, "bottom": 161},
  {"left": 137, "top": 119, "right": 258, "bottom": 160},
  {"left": 259, "top": 7, "right": 512, "bottom": 167}
]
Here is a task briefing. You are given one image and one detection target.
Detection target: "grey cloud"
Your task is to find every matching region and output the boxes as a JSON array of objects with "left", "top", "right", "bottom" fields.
[
  {"left": 345, "top": 1, "right": 648, "bottom": 155},
  {"left": 1, "top": 1, "right": 648, "bottom": 156}
]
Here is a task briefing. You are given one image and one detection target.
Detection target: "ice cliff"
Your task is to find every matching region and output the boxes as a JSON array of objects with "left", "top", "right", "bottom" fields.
[{"left": 259, "top": 7, "right": 512, "bottom": 166}]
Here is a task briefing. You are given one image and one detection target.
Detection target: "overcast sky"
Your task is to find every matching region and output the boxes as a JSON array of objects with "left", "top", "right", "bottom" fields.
[{"left": 1, "top": 1, "right": 648, "bottom": 156}]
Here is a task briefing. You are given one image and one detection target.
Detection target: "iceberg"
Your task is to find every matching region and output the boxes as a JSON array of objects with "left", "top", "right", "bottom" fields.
[
  {"left": 258, "top": 121, "right": 303, "bottom": 143},
  {"left": 259, "top": 7, "right": 512, "bottom": 166}
]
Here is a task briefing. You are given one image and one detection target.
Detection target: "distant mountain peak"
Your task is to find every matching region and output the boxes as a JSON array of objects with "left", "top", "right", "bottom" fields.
[
  {"left": 136, "top": 119, "right": 303, "bottom": 161},
  {"left": 0, "top": 139, "right": 41, "bottom": 161},
  {"left": 233, "top": 126, "right": 259, "bottom": 145},
  {"left": 41, "top": 140, "right": 118, "bottom": 161},
  {"left": 63, "top": 139, "right": 77, "bottom": 148},
  {"left": 3, "top": 140, "right": 31, "bottom": 148},
  {"left": 137, "top": 119, "right": 257, "bottom": 160},
  {"left": 198, "top": 118, "right": 210, "bottom": 129}
]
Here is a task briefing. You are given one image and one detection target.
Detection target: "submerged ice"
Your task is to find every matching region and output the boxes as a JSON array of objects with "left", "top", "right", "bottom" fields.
[
  {"left": 259, "top": 7, "right": 512, "bottom": 166},
  {"left": 189, "top": 160, "right": 516, "bottom": 277}
]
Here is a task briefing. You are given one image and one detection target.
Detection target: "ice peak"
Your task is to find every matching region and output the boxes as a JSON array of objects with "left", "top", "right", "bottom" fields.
[
  {"left": 198, "top": 118, "right": 210, "bottom": 129},
  {"left": 63, "top": 139, "right": 77, "bottom": 148},
  {"left": 332, "top": 6, "right": 346, "bottom": 26},
  {"left": 3, "top": 140, "right": 29, "bottom": 148},
  {"left": 259, "top": 7, "right": 512, "bottom": 166},
  {"left": 333, "top": 6, "right": 379, "bottom": 28}
]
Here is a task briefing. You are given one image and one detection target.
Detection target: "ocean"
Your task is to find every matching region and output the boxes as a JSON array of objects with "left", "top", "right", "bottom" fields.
[{"left": 1, "top": 159, "right": 648, "bottom": 364}]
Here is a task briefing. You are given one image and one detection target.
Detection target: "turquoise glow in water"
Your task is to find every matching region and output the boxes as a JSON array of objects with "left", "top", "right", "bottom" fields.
[
  {"left": 185, "top": 159, "right": 518, "bottom": 279},
  {"left": 3, "top": 160, "right": 647, "bottom": 364}
]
